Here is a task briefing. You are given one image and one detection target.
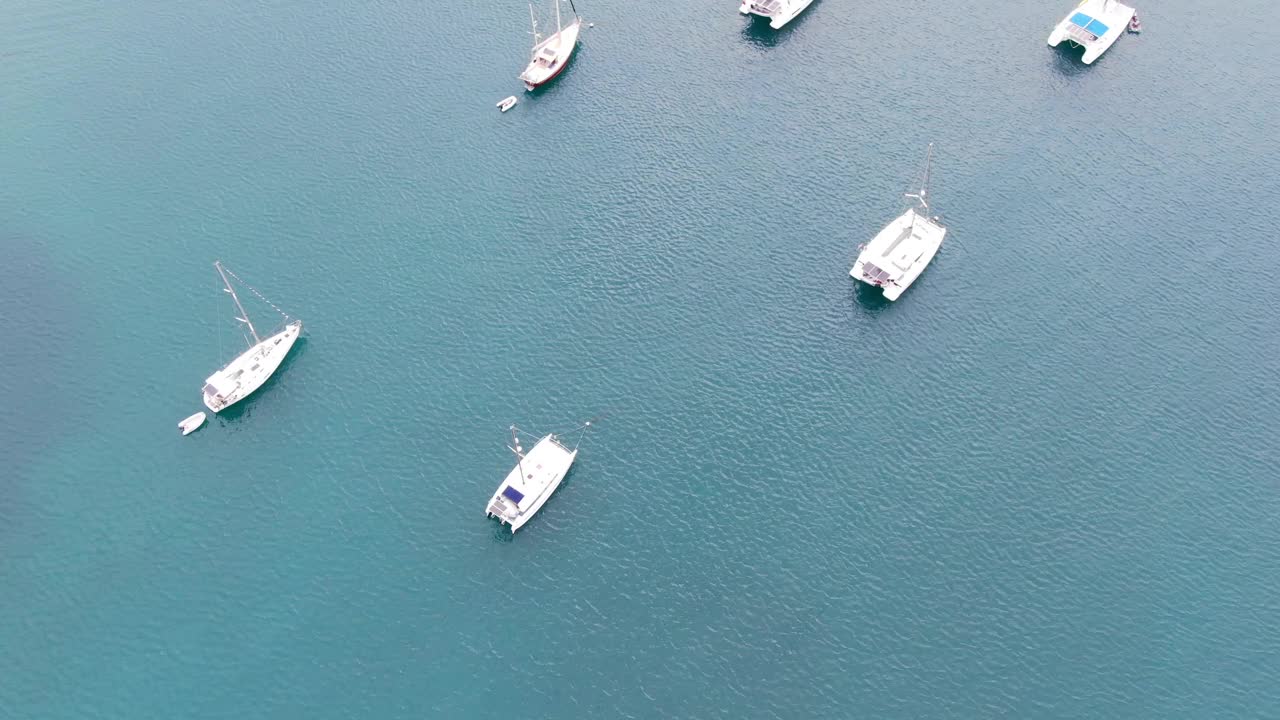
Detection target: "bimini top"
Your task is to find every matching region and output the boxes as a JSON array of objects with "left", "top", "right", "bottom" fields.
[{"left": 1068, "top": 12, "right": 1109, "bottom": 38}]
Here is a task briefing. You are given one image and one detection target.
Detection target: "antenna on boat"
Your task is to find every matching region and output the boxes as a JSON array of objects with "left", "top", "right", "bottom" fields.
[
  {"left": 215, "top": 260, "right": 261, "bottom": 345},
  {"left": 904, "top": 142, "right": 934, "bottom": 214}
]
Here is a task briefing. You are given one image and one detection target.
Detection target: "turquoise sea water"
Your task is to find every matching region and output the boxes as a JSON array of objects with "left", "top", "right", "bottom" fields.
[{"left": 3, "top": 0, "right": 1279, "bottom": 717}]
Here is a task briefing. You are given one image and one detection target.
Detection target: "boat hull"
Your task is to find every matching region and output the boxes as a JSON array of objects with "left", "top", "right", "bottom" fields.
[
  {"left": 1047, "top": 0, "right": 1134, "bottom": 64},
  {"left": 851, "top": 209, "right": 945, "bottom": 301},
  {"left": 485, "top": 434, "right": 578, "bottom": 533},
  {"left": 739, "top": 0, "right": 815, "bottom": 29},
  {"left": 179, "top": 412, "right": 207, "bottom": 436},
  {"left": 519, "top": 20, "right": 581, "bottom": 91},
  {"left": 202, "top": 320, "right": 302, "bottom": 413}
]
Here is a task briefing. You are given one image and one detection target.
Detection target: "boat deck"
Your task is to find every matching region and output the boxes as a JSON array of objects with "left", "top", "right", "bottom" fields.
[{"left": 486, "top": 435, "right": 576, "bottom": 523}]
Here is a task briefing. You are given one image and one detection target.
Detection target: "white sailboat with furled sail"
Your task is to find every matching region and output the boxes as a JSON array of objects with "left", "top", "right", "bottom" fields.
[
  {"left": 201, "top": 261, "right": 303, "bottom": 413},
  {"left": 518, "top": 0, "right": 582, "bottom": 91},
  {"left": 485, "top": 422, "right": 590, "bottom": 533}
]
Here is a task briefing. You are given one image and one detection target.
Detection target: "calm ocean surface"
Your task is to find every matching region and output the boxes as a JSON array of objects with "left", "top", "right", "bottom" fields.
[{"left": 2, "top": 0, "right": 1278, "bottom": 717}]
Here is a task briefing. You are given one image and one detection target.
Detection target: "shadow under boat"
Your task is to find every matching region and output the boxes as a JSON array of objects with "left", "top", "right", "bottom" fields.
[
  {"left": 850, "top": 279, "right": 895, "bottom": 313},
  {"left": 1048, "top": 42, "right": 1097, "bottom": 76}
]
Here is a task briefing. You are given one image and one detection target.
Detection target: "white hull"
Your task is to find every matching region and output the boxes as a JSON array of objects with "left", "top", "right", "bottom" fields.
[
  {"left": 1047, "top": 0, "right": 1134, "bottom": 64},
  {"left": 202, "top": 320, "right": 302, "bottom": 412},
  {"left": 519, "top": 19, "right": 581, "bottom": 90},
  {"left": 486, "top": 434, "right": 577, "bottom": 533},
  {"left": 179, "top": 412, "right": 207, "bottom": 436},
  {"left": 739, "top": 0, "right": 815, "bottom": 29},
  {"left": 851, "top": 209, "right": 945, "bottom": 301}
]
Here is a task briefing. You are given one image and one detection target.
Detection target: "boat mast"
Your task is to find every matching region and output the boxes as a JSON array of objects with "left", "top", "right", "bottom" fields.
[
  {"left": 905, "top": 142, "right": 934, "bottom": 214},
  {"left": 555, "top": 0, "right": 562, "bottom": 33},
  {"left": 528, "top": 4, "right": 540, "bottom": 50},
  {"left": 215, "top": 261, "right": 261, "bottom": 345},
  {"left": 509, "top": 426, "right": 527, "bottom": 484}
]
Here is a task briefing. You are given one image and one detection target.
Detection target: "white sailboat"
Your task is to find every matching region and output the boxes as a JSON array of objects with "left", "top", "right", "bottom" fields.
[
  {"left": 850, "top": 144, "right": 947, "bottom": 301},
  {"left": 201, "top": 261, "right": 303, "bottom": 413},
  {"left": 518, "top": 0, "right": 582, "bottom": 91},
  {"left": 739, "top": 0, "right": 816, "bottom": 30},
  {"left": 485, "top": 422, "right": 589, "bottom": 533}
]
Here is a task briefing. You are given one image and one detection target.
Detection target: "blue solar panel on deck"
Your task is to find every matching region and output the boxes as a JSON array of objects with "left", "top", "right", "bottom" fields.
[{"left": 502, "top": 485, "right": 525, "bottom": 503}]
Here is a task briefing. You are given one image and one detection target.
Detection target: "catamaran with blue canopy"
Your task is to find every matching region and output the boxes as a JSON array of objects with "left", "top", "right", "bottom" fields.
[
  {"left": 485, "top": 422, "right": 590, "bottom": 533},
  {"left": 1048, "top": 0, "right": 1135, "bottom": 64}
]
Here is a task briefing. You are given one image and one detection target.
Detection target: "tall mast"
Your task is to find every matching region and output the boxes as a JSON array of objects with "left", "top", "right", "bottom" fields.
[
  {"left": 555, "top": 0, "right": 562, "bottom": 33},
  {"left": 509, "top": 426, "right": 527, "bottom": 485},
  {"left": 529, "top": 4, "right": 539, "bottom": 50},
  {"left": 215, "top": 261, "right": 260, "bottom": 345},
  {"left": 905, "top": 142, "right": 934, "bottom": 213}
]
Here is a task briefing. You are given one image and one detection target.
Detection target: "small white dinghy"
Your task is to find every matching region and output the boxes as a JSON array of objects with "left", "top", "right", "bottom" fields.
[
  {"left": 179, "top": 412, "right": 207, "bottom": 436},
  {"left": 497, "top": 96, "right": 518, "bottom": 112}
]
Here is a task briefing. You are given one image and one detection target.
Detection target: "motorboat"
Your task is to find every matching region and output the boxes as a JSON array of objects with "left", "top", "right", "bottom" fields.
[
  {"left": 485, "top": 423, "right": 589, "bottom": 533},
  {"left": 850, "top": 144, "right": 946, "bottom": 301},
  {"left": 201, "top": 261, "right": 302, "bottom": 413},
  {"left": 497, "top": 96, "right": 518, "bottom": 112},
  {"left": 518, "top": 0, "right": 582, "bottom": 91},
  {"left": 1048, "top": 0, "right": 1135, "bottom": 64},
  {"left": 179, "top": 412, "right": 207, "bottom": 436},
  {"left": 739, "top": 0, "right": 815, "bottom": 30}
]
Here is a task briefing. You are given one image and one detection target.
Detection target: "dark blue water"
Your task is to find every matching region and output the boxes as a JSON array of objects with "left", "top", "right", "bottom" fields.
[{"left": 3, "top": 0, "right": 1278, "bottom": 717}]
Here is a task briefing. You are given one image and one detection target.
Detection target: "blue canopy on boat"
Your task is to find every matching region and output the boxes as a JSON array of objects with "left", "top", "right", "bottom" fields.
[
  {"left": 1069, "top": 12, "right": 1109, "bottom": 36},
  {"left": 502, "top": 485, "right": 525, "bottom": 504}
]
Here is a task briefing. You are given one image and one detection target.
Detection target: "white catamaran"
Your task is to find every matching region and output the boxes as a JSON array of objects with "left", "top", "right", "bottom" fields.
[
  {"left": 1048, "top": 0, "right": 1136, "bottom": 64},
  {"left": 739, "top": 0, "right": 816, "bottom": 30},
  {"left": 485, "top": 423, "right": 589, "bottom": 533},
  {"left": 850, "top": 144, "right": 947, "bottom": 301},
  {"left": 518, "top": 0, "right": 582, "bottom": 91},
  {"left": 201, "top": 261, "right": 302, "bottom": 413}
]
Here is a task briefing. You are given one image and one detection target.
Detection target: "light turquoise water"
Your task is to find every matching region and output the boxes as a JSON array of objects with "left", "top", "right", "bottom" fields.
[{"left": 3, "top": 0, "right": 1279, "bottom": 717}]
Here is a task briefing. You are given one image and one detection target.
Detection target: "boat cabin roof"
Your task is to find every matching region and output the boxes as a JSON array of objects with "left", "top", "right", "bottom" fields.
[
  {"left": 1069, "top": 12, "right": 1109, "bottom": 36},
  {"left": 497, "top": 435, "right": 574, "bottom": 511}
]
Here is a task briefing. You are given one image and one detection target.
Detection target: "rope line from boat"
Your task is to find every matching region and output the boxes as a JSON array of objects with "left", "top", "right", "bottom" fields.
[
  {"left": 510, "top": 414, "right": 601, "bottom": 451},
  {"left": 221, "top": 265, "right": 292, "bottom": 322}
]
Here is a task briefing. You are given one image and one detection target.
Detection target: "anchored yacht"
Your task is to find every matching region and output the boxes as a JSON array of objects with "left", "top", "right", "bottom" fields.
[
  {"left": 486, "top": 423, "right": 588, "bottom": 533},
  {"left": 519, "top": 0, "right": 582, "bottom": 91},
  {"left": 739, "top": 0, "right": 815, "bottom": 30},
  {"left": 201, "top": 261, "right": 302, "bottom": 413},
  {"left": 850, "top": 145, "right": 946, "bottom": 301},
  {"left": 1048, "top": 0, "right": 1135, "bottom": 64}
]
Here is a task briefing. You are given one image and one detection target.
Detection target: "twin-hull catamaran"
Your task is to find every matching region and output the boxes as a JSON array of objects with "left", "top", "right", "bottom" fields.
[
  {"left": 485, "top": 423, "right": 588, "bottom": 533},
  {"left": 1048, "top": 0, "right": 1135, "bottom": 64},
  {"left": 739, "top": 0, "right": 816, "bottom": 30},
  {"left": 201, "top": 261, "right": 302, "bottom": 413},
  {"left": 519, "top": 0, "right": 582, "bottom": 91},
  {"left": 850, "top": 144, "right": 947, "bottom": 301}
]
